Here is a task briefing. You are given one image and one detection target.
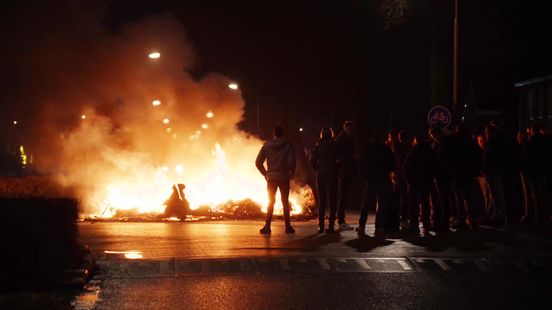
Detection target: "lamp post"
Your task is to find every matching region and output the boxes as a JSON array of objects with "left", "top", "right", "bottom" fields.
[{"left": 452, "top": 0, "right": 459, "bottom": 120}]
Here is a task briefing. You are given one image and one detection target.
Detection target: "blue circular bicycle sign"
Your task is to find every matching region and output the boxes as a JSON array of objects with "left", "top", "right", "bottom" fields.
[{"left": 427, "top": 105, "right": 452, "bottom": 128}]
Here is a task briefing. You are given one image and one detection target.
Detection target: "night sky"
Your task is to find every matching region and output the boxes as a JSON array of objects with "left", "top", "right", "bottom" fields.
[{"left": 1, "top": 0, "right": 551, "bottom": 145}]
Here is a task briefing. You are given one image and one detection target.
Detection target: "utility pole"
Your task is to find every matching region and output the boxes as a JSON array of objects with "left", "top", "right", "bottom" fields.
[{"left": 453, "top": 0, "right": 459, "bottom": 119}]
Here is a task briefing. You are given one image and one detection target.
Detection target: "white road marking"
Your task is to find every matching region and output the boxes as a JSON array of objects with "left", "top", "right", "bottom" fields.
[
  {"left": 397, "top": 259, "right": 413, "bottom": 271},
  {"left": 434, "top": 259, "right": 451, "bottom": 271},
  {"left": 318, "top": 258, "right": 331, "bottom": 270},
  {"left": 353, "top": 259, "right": 372, "bottom": 270}
]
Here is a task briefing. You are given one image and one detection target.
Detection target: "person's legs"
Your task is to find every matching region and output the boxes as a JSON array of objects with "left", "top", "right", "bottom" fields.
[
  {"left": 317, "top": 178, "right": 328, "bottom": 231},
  {"left": 399, "top": 180, "right": 408, "bottom": 227},
  {"left": 337, "top": 177, "right": 353, "bottom": 224},
  {"left": 260, "top": 181, "right": 278, "bottom": 233},
  {"left": 358, "top": 183, "right": 376, "bottom": 229},
  {"left": 279, "top": 180, "right": 292, "bottom": 228},
  {"left": 420, "top": 187, "right": 431, "bottom": 230},
  {"left": 407, "top": 184, "right": 420, "bottom": 232},
  {"left": 328, "top": 178, "right": 339, "bottom": 230},
  {"left": 266, "top": 181, "right": 277, "bottom": 222}
]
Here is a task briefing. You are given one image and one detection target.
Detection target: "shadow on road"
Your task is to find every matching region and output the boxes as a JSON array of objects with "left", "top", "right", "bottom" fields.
[
  {"left": 344, "top": 235, "right": 395, "bottom": 253},
  {"left": 397, "top": 227, "right": 527, "bottom": 254},
  {"left": 284, "top": 232, "right": 345, "bottom": 253}
]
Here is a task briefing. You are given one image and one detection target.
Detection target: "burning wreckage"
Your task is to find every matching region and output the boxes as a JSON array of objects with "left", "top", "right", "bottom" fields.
[{"left": 86, "top": 183, "right": 315, "bottom": 222}]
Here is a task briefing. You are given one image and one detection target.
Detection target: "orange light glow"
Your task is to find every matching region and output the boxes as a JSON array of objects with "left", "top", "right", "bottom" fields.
[
  {"left": 206, "top": 111, "right": 214, "bottom": 118},
  {"left": 152, "top": 99, "right": 161, "bottom": 106},
  {"left": 104, "top": 250, "right": 143, "bottom": 259}
]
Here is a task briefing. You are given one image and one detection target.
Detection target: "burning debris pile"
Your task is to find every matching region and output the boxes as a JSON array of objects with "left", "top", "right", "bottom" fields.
[{"left": 86, "top": 183, "right": 314, "bottom": 222}]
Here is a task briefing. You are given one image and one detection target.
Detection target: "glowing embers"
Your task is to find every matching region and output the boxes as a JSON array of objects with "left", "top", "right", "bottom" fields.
[{"left": 104, "top": 250, "right": 143, "bottom": 259}]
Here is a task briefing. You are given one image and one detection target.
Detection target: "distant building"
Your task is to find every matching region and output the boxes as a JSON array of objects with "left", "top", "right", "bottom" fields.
[{"left": 515, "top": 74, "right": 552, "bottom": 131}]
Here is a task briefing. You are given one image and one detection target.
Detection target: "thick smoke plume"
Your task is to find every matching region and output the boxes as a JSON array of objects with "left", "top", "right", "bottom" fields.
[{"left": 1, "top": 2, "right": 289, "bottom": 216}]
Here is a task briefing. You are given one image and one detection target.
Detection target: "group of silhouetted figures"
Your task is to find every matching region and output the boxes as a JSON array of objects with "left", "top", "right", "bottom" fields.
[{"left": 255, "top": 121, "right": 552, "bottom": 235}]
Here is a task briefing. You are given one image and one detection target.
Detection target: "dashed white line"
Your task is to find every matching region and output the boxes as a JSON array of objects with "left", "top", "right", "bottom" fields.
[
  {"left": 397, "top": 259, "right": 413, "bottom": 271},
  {"left": 353, "top": 259, "right": 372, "bottom": 270},
  {"left": 317, "top": 258, "right": 331, "bottom": 270},
  {"left": 434, "top": 259, "right": 451, "bottom": 271}
]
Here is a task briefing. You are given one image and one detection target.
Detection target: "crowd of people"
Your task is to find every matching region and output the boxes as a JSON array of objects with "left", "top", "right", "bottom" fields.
[
  {"left": 315, "top": 121, "right": 552, "bottom": 235},
  {"left": 255, "top": 121, "right": 552, "bottom": 235}
]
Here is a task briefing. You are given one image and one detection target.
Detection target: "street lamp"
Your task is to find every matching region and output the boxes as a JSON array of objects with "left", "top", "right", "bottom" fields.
[
  {"left": 148, "top": 52, "right": 161, "bottom": 59},
  {"left": 228, "top": 82, "right": 239, "bottom": 90},
  {"left": 206, "top": 111, "right": 214, "bottom": 118},
  {"left": 13, "top": 120, "right": 18, "bottom": 125},
  {"left": 163, "top": 118, "right": 170, "bottom": 124},
  {"left": 152, "top": 99, "right": 161, "bottom": 106}
]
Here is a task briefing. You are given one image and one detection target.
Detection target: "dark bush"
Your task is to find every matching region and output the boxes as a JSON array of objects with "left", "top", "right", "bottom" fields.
[{"left": 0, "top": 198, "right": 81, "bottom": 292}]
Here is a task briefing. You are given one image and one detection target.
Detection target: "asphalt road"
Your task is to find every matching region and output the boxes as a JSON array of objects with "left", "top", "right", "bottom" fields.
[
  {"left": 72, "top": 216, "right": 552, "bottom": 309},
  {"left": 87, "top": 273, "right": 551, "bottom": 309},
  {"left": 77, "top": 216, "right": 552, "bottom": 259}
]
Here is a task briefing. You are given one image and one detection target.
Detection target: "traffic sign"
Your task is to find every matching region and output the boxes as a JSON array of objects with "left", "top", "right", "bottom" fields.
[{"left": 427, "top": 105, "right": 452, "bottom": 128}]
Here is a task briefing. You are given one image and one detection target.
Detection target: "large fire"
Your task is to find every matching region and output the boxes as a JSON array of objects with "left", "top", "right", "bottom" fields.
[{"left": 92, "top": 140, "right": 309, "bottom": 219}]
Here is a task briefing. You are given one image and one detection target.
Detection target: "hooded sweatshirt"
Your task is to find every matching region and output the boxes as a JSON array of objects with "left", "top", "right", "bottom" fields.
[{"left": 256, "top": 137, "right": 296, "bottom": 182}]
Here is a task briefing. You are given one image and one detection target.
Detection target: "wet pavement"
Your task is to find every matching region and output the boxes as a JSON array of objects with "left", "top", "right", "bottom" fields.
[
  {"left": 72, "top": 215, "right": 552, "bottom": 309},
  {"left": 78, "top": 214, "right": 552, "bottom": 260}
]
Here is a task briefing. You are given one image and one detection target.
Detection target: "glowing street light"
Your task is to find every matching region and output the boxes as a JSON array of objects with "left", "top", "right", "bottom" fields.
[
  {"left": 175, "top": 165, "right": 184, "bottom": 174},
  {"left": 163, "top": 118, "right": 170, "bottom": 124},
  {"left": 228, "top": 82, "right": 239, "bottom": 90},
  {"left": 152, "top": 99, "right": 161, "bottom": 106},
  {"left": 201, "top": 123, "right": 209, "bottom": 129},
  {"left": 299, "top": 127, "right": 303, "bottom": 132},
  {"left": 148, "top": 52, "right": 161, "bottom": 59},
  {"left": 13, "top": 120, "right": 18, "bottom": 125},
  {"left": 81, "top": 114, "right": 87, "bottom": 120},
  {"left": 206, "top": 111, "right": 214, "bottom": 118}
]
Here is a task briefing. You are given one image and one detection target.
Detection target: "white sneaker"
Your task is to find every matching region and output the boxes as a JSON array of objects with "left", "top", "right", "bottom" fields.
[{"left": 338, "top": 223, "right": 354, "bottom": 231}]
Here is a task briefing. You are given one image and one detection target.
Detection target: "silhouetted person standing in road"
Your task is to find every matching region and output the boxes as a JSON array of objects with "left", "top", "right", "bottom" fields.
[
  {"left": 335, "top": 121, "right": 357, "bottom": 231},
  {"left": 391, "top": 129, "right": 412, "bottom": 230},
  {"left": 256, "top": 125, "right": 296, "bottom": 234},
  {"left": 403, "top": 132, "right": 437, "bottom": 234},
  {"left": 443, "top": 125, "right": 482, "bottom": 228},
  {"left": 483, "top": 123, "right": 519, "bottom": 226},
  {"left": 429, "top": 127, "right": 453, "bottom": 232},
  {"left": 310, "top": 127, "right": 339, "bottom": 234},
  {"left": 356, "top": 129, "right": 395, "bottom": 235},
  {"left": 526, "top": 124, "right": 550, "bottom": 224}
]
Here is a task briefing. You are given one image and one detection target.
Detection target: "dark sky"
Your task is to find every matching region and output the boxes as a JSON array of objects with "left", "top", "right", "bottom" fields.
[{"left": 1, "top": 0, "right": 551, "bottom": 143}]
